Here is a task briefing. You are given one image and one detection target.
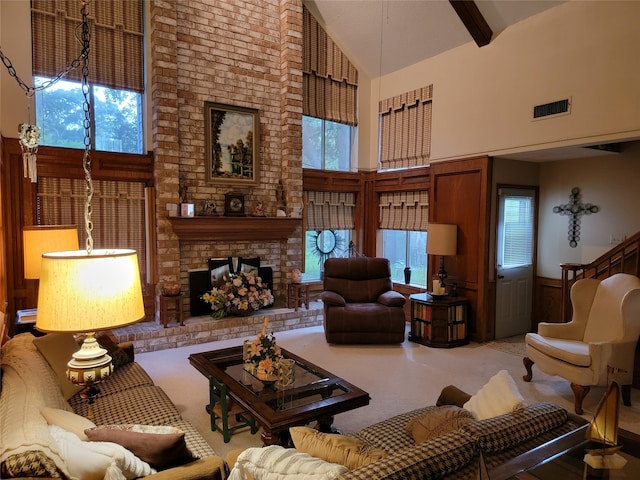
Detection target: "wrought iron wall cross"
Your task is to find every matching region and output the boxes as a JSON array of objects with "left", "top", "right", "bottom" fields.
[{"left": 553, "top": 187, "right": 599, "bottom": 248}]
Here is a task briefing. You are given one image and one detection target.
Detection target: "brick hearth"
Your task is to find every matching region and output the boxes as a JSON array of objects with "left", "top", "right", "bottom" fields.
[{"left": 112, "top": 301, "right": 323, "bottom": 354}]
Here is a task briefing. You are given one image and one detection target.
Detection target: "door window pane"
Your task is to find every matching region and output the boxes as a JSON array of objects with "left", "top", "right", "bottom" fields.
[{"left": 499, "top": 194, "right": 534, "bottom": 268}]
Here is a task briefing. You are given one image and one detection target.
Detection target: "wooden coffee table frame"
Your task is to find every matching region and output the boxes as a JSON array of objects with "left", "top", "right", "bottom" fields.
[{"left": 189, "top": 345, "right": 370, "bottom": 445}]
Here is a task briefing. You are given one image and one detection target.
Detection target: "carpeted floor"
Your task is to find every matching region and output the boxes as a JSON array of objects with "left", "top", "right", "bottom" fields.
[{"left": 137, "top": 325, "right": 640, "bottom": 459}]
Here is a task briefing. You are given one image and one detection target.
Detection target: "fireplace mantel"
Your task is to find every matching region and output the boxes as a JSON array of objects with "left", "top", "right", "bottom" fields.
[{"left": 168, "top": 216, "right": 302, "bottom": 241}]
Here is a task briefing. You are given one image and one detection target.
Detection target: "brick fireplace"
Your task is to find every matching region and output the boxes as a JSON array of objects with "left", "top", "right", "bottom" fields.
[{"left": 148, "top": 1, "right": 305, "bottom": 325}]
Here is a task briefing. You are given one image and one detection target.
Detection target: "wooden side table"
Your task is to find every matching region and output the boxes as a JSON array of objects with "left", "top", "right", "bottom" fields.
[
  {"left": 287, "top": 283, "right": 310, "bottom": 311},
  {"left": 409, "top": 293, "right": 468, "bottom": 348},
  {"left": 160, "top": 293, "right": 185, "bottom": 327}
]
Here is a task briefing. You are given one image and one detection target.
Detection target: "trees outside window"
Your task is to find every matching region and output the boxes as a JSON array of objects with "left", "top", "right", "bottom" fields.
[
  {"left": 35, "top": 77, "right": 143, "bottom": 154},
  {"left": 382, "top": 230, "right": 427, "bottom": 287}
]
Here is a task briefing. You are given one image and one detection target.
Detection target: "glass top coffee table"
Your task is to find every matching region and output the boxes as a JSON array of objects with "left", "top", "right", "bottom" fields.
[
  {"left": 490, "top": 424, "right": 640, "bottom": 480},
  {"left": 189, "top": 345, "right": 370, "bottom": 445}
]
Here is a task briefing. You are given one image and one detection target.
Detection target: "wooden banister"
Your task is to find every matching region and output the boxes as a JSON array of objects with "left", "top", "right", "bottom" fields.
[{"left": 560, "top": 231, "right": 640, "bottom": 322}]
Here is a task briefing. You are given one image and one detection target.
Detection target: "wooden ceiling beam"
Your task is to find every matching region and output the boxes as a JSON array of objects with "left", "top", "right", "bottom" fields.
[{"left": 449, "top": 0, "right": 493, "bottom": 47}]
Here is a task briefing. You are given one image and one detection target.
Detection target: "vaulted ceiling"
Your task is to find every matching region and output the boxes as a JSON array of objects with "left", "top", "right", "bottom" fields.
[
  {"left": 303, "top": 0, "right": 638, "bottom": 162},
  {"left": 304, "top": 0, "right": 566, "bottom": 78}
]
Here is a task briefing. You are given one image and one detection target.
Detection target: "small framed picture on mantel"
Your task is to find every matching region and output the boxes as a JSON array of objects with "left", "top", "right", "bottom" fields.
[{"left": 204, "top": 101, "right": 259, "bottom": 186}]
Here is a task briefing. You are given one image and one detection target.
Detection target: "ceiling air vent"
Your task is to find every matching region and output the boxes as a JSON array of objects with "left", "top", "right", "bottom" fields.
[{"left": 532, "top": 98, "right": 570, "bottom": 120}]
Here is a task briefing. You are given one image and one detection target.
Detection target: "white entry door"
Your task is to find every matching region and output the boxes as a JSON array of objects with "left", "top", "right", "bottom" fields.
[{"left": 495, "top": 187, "right": 536, "bottom": 339}]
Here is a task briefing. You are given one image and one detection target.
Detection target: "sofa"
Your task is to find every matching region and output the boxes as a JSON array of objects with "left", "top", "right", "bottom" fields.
[
  {"left": 226, "top": 383, "right": 586, "bottom": 480},
  {"left": 0, "top": 332, "right": 226, "bottom": 480},
  {"left": 322, "top": 257, "right": 406, "bottom": 344}
]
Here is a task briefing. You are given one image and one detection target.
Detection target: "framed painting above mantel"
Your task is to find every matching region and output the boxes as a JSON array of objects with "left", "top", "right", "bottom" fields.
[{"left": 204, "top": 101, "right": 259, "bottom": 186}]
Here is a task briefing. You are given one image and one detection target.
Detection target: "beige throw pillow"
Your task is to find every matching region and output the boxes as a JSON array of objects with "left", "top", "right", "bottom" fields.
[
  {"left": 33, "top": 333, "right": 84, "bottom": 400},
  {"left": 405, "top": 405, "right": 475, "bottom": 444},
  {"left": 290, "top": 426, "right": 386, "bottom": 470},
  {"left": 41, "top": 406, "right": 97, "bottom": 441}
]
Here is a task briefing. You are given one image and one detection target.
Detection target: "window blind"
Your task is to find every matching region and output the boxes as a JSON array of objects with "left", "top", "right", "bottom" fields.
[
  {"left": 305, "top": 191, "right": 355, "bottom": 230},
  {"left": 379, "top": 85, "right": 433, "bottom": 170},
  {"left": 379, "top": 191, "right": 429, "bottom": 231},
  {"left": 31, "top": 0, "right": 144, "bottom": 93},
  {"left": 501, "top": 195, "right": 534, "bottom": 267},
  {"left": 303, "top": 6, "right": 358, "bottom": 126},
  {"left": 37, "top": 177, "right": 147, "bottom": 275}
]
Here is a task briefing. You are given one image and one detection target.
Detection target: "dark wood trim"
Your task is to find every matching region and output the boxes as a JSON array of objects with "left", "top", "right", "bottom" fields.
[
  {"left": 449, "top": 0, "right": 493, "bottom": 47},
  {"left": 1, "top": 137, "right": 155, "bottom": 332},
  {"left": 302, "top": 168, "right": 361, "bottom": 192},
  {"left": 373, "top": 166, "right": 430, "bottom": 192},
  {"left": 167, "top": 216, "right": 302, "bottom": 242},
  {"left": 0, "top": 140, "right": 155, "bottom": 184}
]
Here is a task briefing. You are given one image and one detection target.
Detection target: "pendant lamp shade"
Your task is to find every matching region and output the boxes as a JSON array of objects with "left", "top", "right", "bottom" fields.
[
  {"left": 36, "top": 249, "right": 145, "bottom": 333},
  {"left": 23, "top": 225, "right": 79, "bottom": 279}
]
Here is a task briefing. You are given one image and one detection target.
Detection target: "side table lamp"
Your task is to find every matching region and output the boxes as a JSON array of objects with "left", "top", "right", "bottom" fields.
[
  {"left": 35, "top": 249, "right": 145, "bottom": 413},
  {"left": 427, "top": 223, "right": 457, "bottom": 295}
]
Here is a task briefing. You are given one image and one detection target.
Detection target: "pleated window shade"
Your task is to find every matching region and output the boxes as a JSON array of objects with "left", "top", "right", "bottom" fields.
[
  {"left": 379, "top": 191, "right": 429, "bottom": 231},
  {"left": 37, "top": 177, "right": 146, "bottom": 277},
  {"left": 303, "top": 6, "right": 358, "bottom": 126},
  {"left": 31, "top": 0, "right": 144, "bottom": 93},
  {"left": 379, "top": 85, "right": 433, "bottom": 170},
  {"left": 305, "top": 191, "right": 356, "bottom": 231}
]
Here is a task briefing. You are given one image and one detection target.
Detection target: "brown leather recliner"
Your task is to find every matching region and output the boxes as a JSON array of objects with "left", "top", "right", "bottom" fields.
[{"left": 321, "top": 257, "right": 407, "bottom": 344}]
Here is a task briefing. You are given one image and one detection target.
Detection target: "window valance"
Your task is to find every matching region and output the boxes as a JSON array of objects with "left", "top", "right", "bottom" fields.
[
  {"left": 305, "top": 191, "right": 356, "bottom": 231},
  {"left": 379, "top": 191, "right": 429, "bottom": 231}
]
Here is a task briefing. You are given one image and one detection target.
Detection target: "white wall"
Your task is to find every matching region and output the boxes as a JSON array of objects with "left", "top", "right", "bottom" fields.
[
  {"left": 359, "top": 1, "right": 640, "bottom": 171},
  {"left": 537, "top": 143, "right": 640, "bottom": 278}
]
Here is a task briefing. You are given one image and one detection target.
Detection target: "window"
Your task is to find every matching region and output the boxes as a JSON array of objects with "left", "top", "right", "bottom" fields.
[
  {"left": 498, "top": 191, "right": 534, "bottom": 269},
  {"left": 35, "top": 77, "right": 143, "bottom": 154},
  {"left": 302, "top": 116, "right": 355, "bottom": 171},
  {"left": 381, "top": 230, "right": 427, "bottom": 287},
  {"left": 378, "top": 191, "right": 428, "bottom": 287},
  {"left": 31, "top": 0, "right": 144, "bottom": 154},
  {"left": 303, "top": 229, "right": 351, "bottom": 281}
]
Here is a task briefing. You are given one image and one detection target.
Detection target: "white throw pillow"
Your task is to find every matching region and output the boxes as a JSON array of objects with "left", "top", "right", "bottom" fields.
[
  {"left": 463, "top": 370, "right": 526, "bottom": 420},
  {"left": 48, "top": 425, "right": 154, "bottom": 480},
  {"left": 228, "top": 445, "right": 348, "bottom": 480}
]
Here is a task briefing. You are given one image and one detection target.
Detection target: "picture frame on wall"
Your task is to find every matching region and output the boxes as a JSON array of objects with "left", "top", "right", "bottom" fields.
[{"left": 204, "top": 101, "right": 259, "bottom": 186}]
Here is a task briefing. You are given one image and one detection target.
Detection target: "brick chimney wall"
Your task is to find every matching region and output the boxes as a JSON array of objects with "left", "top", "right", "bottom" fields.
[{"left": 149, "top": 0, "right": 303, "bottom": 319}]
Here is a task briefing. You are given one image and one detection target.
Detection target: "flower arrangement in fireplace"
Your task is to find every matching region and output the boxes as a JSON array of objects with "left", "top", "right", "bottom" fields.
[{"left": 202, "top": 271, "right": 273, "bottom": 318}]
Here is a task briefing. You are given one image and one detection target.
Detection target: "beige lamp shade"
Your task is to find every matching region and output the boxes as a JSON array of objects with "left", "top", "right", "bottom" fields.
[
  {"left": 427, "top": 223, "right": 457, "bottom": 256},
  {"left": 36, "top": 249, "right": 145, "bottom": 333},
  {"left": 23, "top": 225, "right": 79, "bottom": 279}
]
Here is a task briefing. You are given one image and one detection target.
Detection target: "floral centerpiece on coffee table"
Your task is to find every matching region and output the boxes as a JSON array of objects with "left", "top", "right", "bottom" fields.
[
  {"left": 244, "top": 318, "right": 282, "bottom": 381},
  {"left": 202, "top": 271, "right": 273, "bottom": 318}
]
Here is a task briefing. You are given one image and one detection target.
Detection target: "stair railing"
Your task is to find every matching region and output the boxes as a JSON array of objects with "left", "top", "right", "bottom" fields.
[{"left": 560, "top": 231, "right": 640, "bottom": 322}]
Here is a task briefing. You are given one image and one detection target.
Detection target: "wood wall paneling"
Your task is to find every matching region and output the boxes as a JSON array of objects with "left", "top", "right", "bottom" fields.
[
  {"left": 430, "top": 157, "right": 492, "bottom": 342},
  {"left": 1, "top": 137, "right": 155, "bottom": 332},
  {"left": 534, "top": 276, "right": 562, "bottom": 325}
]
